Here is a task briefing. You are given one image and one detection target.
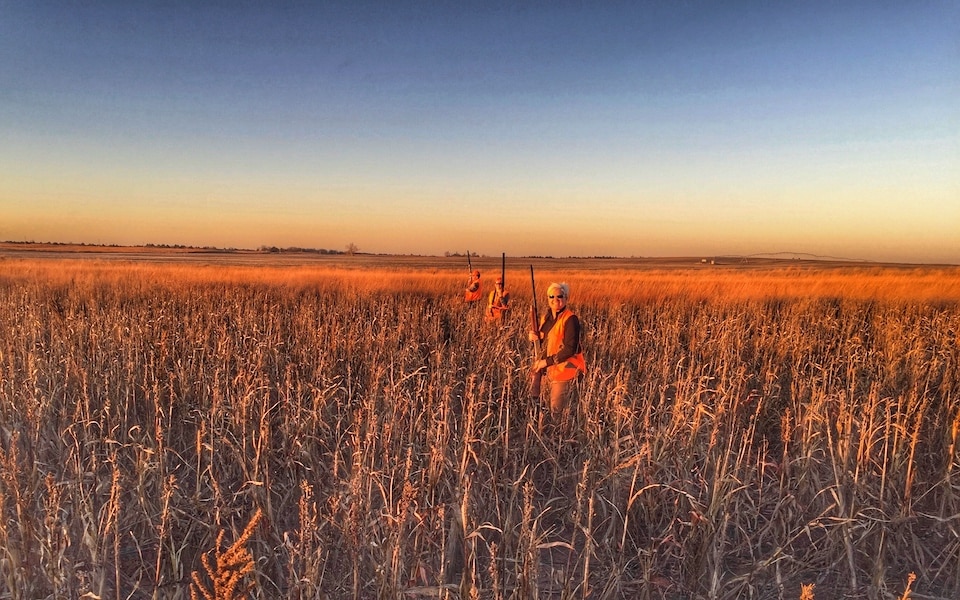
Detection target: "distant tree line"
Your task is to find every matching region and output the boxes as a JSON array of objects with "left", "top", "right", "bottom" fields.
[
  {"left": 145, "top": 243, "right": 221, "bottom": 250},
  {"left": 445, "top": 251, "right": 490, "bottom": 258},
  {"left": 257, "top": 246, "right": 347, "bottom": 255},
  {"left": 2, "top": 240, "right": 353, "bottom": 254}
]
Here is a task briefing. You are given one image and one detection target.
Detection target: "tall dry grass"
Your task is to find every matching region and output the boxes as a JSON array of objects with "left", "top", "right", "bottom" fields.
[{"left": 0, "top": 257, "right": 958, "bottom": 599}]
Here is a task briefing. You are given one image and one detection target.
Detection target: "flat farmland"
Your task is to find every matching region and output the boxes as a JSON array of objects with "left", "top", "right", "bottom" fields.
[{"left": 1, "top": 245, "right": 958, "bottom": 599}]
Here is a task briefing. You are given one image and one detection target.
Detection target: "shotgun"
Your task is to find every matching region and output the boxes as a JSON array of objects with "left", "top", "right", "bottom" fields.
[
  {"left": 501, "top": 253, "right": 505, "bottom": 290},
  {"left": 529, "top": 265, "right": 543, "bottom": 396},
  {"left": 464, "top": 251, "right": 482, "bottom": 303}
]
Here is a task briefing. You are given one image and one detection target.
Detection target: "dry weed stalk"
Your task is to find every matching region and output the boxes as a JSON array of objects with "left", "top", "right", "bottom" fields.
[
  {"left": 190, "top": 508, "right": 262, "bottom": 600},
  {"left": 899, "top": 572, "right": 917, "bottom": 600}
]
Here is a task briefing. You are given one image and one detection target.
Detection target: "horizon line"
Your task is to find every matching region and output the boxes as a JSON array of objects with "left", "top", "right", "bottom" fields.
[{"left": 2, "top": 240, "right": 957, "bottom": 267}]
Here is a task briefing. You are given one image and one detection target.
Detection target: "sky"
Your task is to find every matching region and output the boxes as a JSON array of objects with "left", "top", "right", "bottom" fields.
[{"left": 2, "top": 1, "right": 958, "bottom": 263}]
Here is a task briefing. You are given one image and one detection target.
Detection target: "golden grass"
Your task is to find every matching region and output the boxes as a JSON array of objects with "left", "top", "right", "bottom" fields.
[
  {"left": 0, "top": 256, "right": 958, "bottom": 598},
  {"left": 5, "top": 256, "right": 960, "bottom": 302}
]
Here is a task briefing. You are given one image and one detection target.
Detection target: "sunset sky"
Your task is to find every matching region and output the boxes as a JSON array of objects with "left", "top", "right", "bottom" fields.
[{"left": 2, "top": 2, "right": 958, "bottom": 263}]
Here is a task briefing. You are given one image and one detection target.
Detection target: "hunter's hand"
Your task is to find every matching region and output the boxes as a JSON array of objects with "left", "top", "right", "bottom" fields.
[
  {"left": 527, "top": 331, "right": 539, "bottom": 342},
  {"left": 532, "top": 359, "right": 547, "bottom": 372}
]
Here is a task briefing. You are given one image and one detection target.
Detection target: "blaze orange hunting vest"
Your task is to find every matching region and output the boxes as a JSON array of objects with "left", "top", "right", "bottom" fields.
[
  {"left": 464, "top": 280, "right": 482, "bottom": 302},
  {"left": 544, "top": 309, "right": 587, "bottom": 382}
]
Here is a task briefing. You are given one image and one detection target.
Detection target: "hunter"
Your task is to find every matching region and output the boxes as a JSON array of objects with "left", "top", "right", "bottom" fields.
[
  {"left": 529, "top": 282, "right": 586, "bottom": 419},
  {"left": 464, "top": 270, "right": 482, "bottom": 302},
  {"left": 485, "top": 276, "right": 510, "bottom": 323}
]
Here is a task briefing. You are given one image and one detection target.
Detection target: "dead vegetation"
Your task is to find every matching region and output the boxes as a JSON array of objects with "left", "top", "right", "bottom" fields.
[{"left": 1, "top": 258, "right": 958, "bottom": 599}]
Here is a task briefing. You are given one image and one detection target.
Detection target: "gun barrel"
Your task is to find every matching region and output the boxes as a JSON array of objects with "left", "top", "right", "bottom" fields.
[
  {"left": 529, "top": 264, "right": 543, "bottom": 396},
  {"left": 529, "top": 265, "right": 541, "bottom": 356},
  {"left": 501, "top": 253, "right": 506, "bottom": 288}
]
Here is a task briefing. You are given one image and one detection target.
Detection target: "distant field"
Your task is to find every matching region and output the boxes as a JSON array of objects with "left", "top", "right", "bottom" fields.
[
  {"left": 3, "top": 242, "right": 959, "bottom": 304},
  {"left": 1, "top": 246, "right": 959, "bottom": 598},
  {"left": 3, "top": 240, "right": 953, "bottom": 271}
]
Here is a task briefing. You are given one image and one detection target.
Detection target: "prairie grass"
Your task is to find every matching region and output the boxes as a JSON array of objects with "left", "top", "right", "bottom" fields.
[{"left": 0, "top": 257, "right": 958, "bottom": 599}]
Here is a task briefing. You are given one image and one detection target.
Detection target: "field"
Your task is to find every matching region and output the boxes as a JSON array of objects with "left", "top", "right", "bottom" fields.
[{"left": 1, "top": 248, "right": 959, "bottom": 599}]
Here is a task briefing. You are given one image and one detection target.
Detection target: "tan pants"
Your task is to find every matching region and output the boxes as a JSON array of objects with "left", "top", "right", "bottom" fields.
[{"left": 547, "top": 375, "right": 579, "bottom": 418}]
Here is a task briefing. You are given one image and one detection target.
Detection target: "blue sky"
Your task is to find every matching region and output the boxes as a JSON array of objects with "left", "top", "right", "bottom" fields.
[{"left": 2, "top": 1, "right": 958, "bottom": 262}]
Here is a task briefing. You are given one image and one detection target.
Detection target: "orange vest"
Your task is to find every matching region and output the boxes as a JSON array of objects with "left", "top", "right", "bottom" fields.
[
  {"left": 486, "top": 289, "right": 510, "bottom": 319},
  {"left": 544, "top": 309, "right": 587, "bottom": 382},
  {"left": 464, "top": 280, "right": 482, "bottom": 302}
]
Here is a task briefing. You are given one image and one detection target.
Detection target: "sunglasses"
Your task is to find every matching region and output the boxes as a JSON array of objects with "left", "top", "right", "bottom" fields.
[{"left": 548, "top": 294, "right": 565, "bottom": 299}]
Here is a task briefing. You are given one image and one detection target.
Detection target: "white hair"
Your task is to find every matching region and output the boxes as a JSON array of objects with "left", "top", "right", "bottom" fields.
[{"left": 547, "top": 282, "right": 570, "bottom": 299}]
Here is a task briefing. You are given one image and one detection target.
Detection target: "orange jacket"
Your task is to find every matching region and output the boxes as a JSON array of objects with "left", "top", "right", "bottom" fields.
[
  {"left": 542, "top": 308, "right": 586, "bottom": 381},
  {"left": 464, "top": 275, "right": 482, "bottom": 302},
  {"left": 486, "top": 288, "right": 510, "bottom": 319}
]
